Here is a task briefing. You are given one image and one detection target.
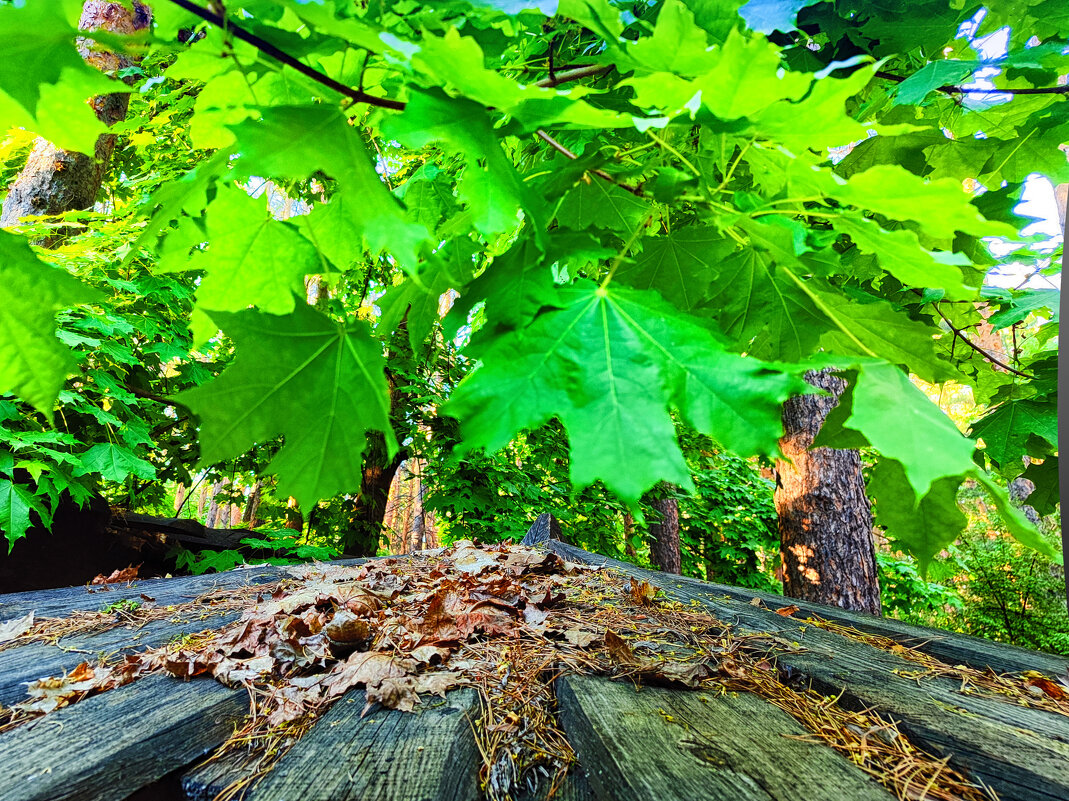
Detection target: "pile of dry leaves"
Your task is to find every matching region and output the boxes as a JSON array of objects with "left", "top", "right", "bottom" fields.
[{"left": 3, "top": 540, "right": 1061, "bottom": 801}]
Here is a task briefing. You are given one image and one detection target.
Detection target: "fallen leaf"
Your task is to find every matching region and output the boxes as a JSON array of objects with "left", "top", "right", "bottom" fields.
[
  {"left": 642, "top": 661, "right": 711, "bottom": 689},
  {"left": 775, "top": 605, "right": 800, "bottom": 617},
  {"left": 629, "top": 578, "right": 657, "bottom": 607},
  {"left": 324, "top": 651, "right": 413, "bottom": 700},
  {"left": 91, "top": 564, "right": 141, "bottom": 585},
  {"left": 1025, "top": 676, "right": 1067, "bottom": 700},
  {"left": 0, "top": 612, "right": 34, "bottom": 643},
  {"left": 605, "top": 630, "right": 635, "bottom": 664},
  {"left": 564, "top": 628, "right": 597, "bottom": 648},
  {"left": 410, "top": 645, "right": 451, "bottom": 666},
  {"left": 323, "top": 611, "right": 371, "bottom": 645}
]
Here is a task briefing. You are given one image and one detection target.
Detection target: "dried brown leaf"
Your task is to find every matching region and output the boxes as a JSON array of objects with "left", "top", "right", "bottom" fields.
[
  {"left": 605, "top": 630, "right": 635, "bottom": 664},
  {"left": 628, "top": 578, "right": 657, "bottom": 607},
  {"left": 91, "top": 564, "right": 140, "bottom": 585}
]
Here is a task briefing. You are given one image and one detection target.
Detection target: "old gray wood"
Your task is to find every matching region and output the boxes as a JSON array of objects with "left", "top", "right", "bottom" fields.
[
  {"left": 550, "top": 542, "right": 1069, "bottom": 801},
  {"left": 0, "top": 674, "right": 247, "bottom": 801},
  {"left": 557, "top": 675, "right": 891, "bottom": 801},
  {"left": 548, "top": 541, "right": 1069, "bottom": 677},
  {"left": 0, "top": 565, "right": 283, "bottom": 623},
  {"left": 0, "top": 610, "right": 244, "bottom": 707},
  {"left": 242, "top": 688, "right": 482, "bottom": 801}
]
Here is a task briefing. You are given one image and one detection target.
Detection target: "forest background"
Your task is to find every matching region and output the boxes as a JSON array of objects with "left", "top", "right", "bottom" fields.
[{"left": 0, "top": 0, "right": 1064, "bottom": 652}]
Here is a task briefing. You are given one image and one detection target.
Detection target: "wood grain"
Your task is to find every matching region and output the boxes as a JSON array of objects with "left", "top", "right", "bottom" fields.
[
  {"left": 0, "top": 674, "right": 246, "bottom": 801},
  {"left": 550, "top": 542, "right": 1069, "bottom": 801},
  {"left": 242, "top": 688, "right": 482, "bottom": 801},
  {"left": 558, "top": 675, "right": 891, "bottom": 801}
]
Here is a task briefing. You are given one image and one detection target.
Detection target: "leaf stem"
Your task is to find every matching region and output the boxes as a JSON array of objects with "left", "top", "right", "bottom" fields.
[{"left": 600, "top": 215, "right": 652, "bottom": 290}]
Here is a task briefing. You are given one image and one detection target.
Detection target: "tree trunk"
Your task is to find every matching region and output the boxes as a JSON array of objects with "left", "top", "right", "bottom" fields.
[
  {"left": 204, "top": 480, "right": 226, "bottom": 529},
  {"left": 242, "top": 479, "right": 263, "bottom": 528},
  {"left": 775, "top": 369, "right": 881, "bottom": 615},
  {"left": 342, "top": 434, "right": 405, "bottom": 557},
  {"left": 284, "top": 497, "right": 303, "bottom": 532},
  {"left": 623, "top": 512, "right": 637, "bottom": 558},
  {"left": 1, "top": 2, "right": 151, "bottom": 230},
  {"left": 173, "top": 483, "right": 187, "bottom": 515},
  {"left": 647, "top": 492, "right": 681, "bottom": 575}
]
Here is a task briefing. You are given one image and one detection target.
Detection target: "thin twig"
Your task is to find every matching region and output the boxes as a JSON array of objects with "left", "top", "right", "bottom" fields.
[
  {"left": 932, "top": 303, "right": 1034, "bottom": 378},
  {"left": 874, "top": 70, "right": 1069, "bottom": 96},
  {"left": 534, "top": 64, "right": 613, "bottom": 88},
  {"left": 166, "top": 0, "right": 405, "bottom": 110},
  {"left": 534, "top": 130, "right": 643, "bottom": 196}
]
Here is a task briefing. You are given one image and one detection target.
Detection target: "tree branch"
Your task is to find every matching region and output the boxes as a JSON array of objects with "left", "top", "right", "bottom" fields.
[
  {"left": 534, "top": 64, "right": 613, "bottom": 88},
  {"left": 166, "top": 0, "right": 405, "bottom": 110},
  {"left": 168, "top": 2, "right": 614, "bottom": 111},
  {"left": 874, "top": 70, "right": 1069, "bottom": 96},
  {"left": 933, "top": 303, "right": 1034, "bottom": 378},
  {"left": 535, "top": 129, "right": 643, "bottom": 196}
]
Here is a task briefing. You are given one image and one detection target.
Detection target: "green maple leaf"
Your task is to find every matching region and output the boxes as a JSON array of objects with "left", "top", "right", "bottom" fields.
[
  {"left": 832, "top": 215, "right": 971, "bottom": 298},
  {"left": 0, "top": 232, "right": 102, "bottom": 417},
  {"left": 176, "top": 303, "right": 395, "bottom": 509},
  {"left": 0, "top": 2, "right": 114, "bottom": 154},
  {"left": 986, "top": 288, "right": 1059, "bottom": 330},
  {"left": 412, "top": 27, "right": 626, "bottom": 130},
  {"left": 830, "top": 166, "right": 1016, "bottom": 240},
  {"left": 230, "top": 105, "right": 430, "bottom": 270},
  {"left": 970, "top": 399, "right": 1058, "bottom": 470},
  {"left": 623, "top": 0, "right": 720, "bottom": 76},
  {"left": 893, "top": 61, "right": 976, "bottom": 105},
  {"left": 831, "top": 359, "right": 976, "bottom": 498},
  {"left": 1021, "top": 457, "right": 1058, "bottom": 517},
  {"left": 378, "top": 239, "right": 479, "bottom": 349},
  {"left": 0, "top": 479, "right": 49, "bottom": 551},
  {"left": 179, "top": 187, "right": 319, "bottom": 315},
  {"left": 617, "top": 228, "right": 733, "bottom": 311},
  {"left": 811, "top": 282, "right": 956, "bottom": 384},
  {"left": 445, "top": 281, "right": 803, "bottom": 504},
  {"left": 75, "top": 443, "right": 157, "bottom": 483},
  {"left": 702, "top": 248, "right": 825, "bottom": 360},
  {"left": 557, "top": 180, "right": 650, "bottom": 232},
  {"left": 869, "top": 461, "right": 966, "bottom": 574},
  {"left": 383, "top": 89, "right": 547, "bottom": 240}
]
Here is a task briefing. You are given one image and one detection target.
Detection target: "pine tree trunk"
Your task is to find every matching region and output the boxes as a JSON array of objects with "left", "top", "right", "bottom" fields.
[
  {"left": 1, "top": 2, "right": 151, "bottom": 229},
  {"left": 623, "top": 512, "right": 637, "bottom": 558},
  {"left": 173, "top": 484, "right": 186, "bottom": 515},
  {"left": 775, "top": 369, "right": 881, "bottom": 615},
  {"left": 647, "top": 493, "right": 681, "bottom": 575}
]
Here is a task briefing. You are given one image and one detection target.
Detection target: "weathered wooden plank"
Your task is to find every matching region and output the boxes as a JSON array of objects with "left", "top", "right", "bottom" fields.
[
  {"left": 0, "top": 674, "right": 247, "bottom": 801},
  {"left": 0, "top": 610, "right": 243, "bottom": 707},
  {"left": 232, "top": 688, "right": 481, "bottom": 801},
  {"left": 557, "top": 675, "right": 891, "bottom": 801},
  {"left": 549, "top": 542, "right": 1069, "bottom": 801},
  {"left": 0, "top": 565, "right": 284, "bottom": 623},
  {"left": 547, "top": 541, "right": 1069, "bottom": 678}
]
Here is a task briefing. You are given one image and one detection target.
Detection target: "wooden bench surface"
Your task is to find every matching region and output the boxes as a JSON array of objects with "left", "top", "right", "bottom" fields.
[{"left": 0, "top": 525, "right": 1066, "bottom": 801}]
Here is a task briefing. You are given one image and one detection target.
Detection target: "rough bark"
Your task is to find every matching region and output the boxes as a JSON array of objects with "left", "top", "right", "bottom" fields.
[
  {"left": 647, "top": 493, "right": 681, "bottom": 575},
  {"left": 341, "top": 435, "right": 405, "bottom": 557},
  {"left": 242, "top": 479, "right": 263, "bottom": 528},
  {"left": 623, "top": 512, "right": 637, "bottom": 558},
  {"left": 1, "top": 2, "right": 152, "bottom": 229},
  {"left": 775, "top": 369, "right": 881, "bottom": 615}
]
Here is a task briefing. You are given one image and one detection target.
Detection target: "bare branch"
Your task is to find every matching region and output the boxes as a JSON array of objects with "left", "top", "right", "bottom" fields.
[
  {"left": 166, "top": 0, "right": 405, "bottom": 110},
  {"left": 874, "top": 70, "right": 1069, "bottom": 97}
]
